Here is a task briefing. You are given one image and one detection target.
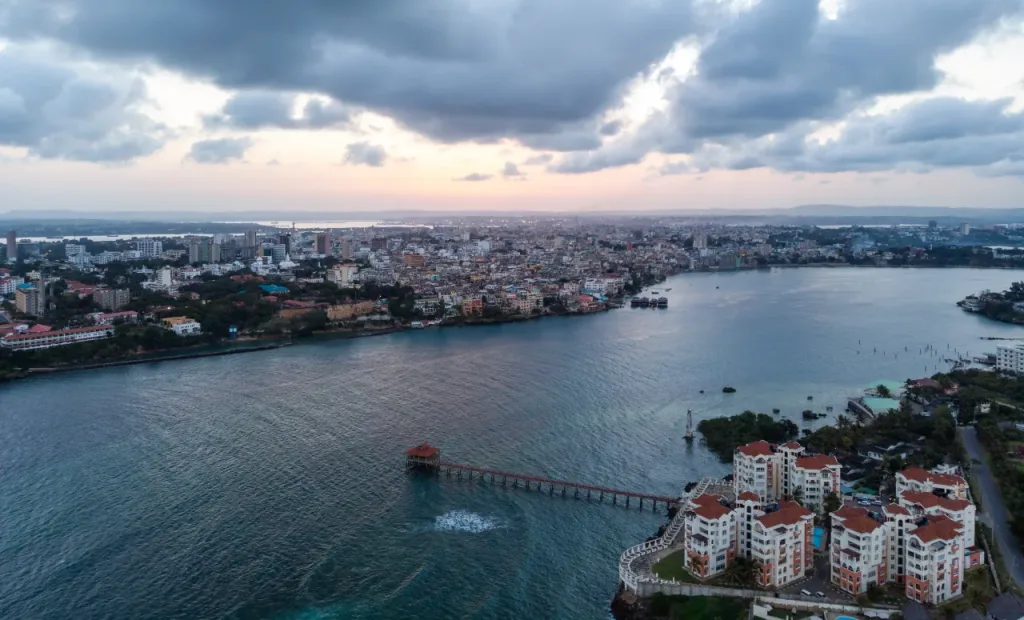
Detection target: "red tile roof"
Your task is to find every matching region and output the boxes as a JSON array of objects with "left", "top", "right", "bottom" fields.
[
  {"left": 405, "top": 443, "right": 439, "bottom": 458},
  {"left": 900, "top": 490, "right": 971, "bottom": 512},
  {"left": 780, "top": 441, "right": 803, "bottom": 450},
  {"left": 27, "top": 324, "right": 52, "bottom": 333},
  {"left": 844, "top": 514, "right": 884, "bottom": 534},
  {"left": 899, "top": 466, "right": 965, "bottom": 487},
  {"left": 737, "top": 440, "right": 774, "bottom": 457},
  {"left": 689, "top": 494, "right": 733, "bottom": 520},
  {"left": 758, "top": 501, "right": 812, "bottom": 528},
  {"left": 737, "top": 491, "right": 761, "bottom": 502},
  {"left": 910, "top": 515, "right": 962, "bottom": 543},
  {"left": 884, "top": 504, "right": 912, "bottom": 517},
  {"left": 834, "top": 505, "right": 869, "bottom": 519},
  {"left": 795, "top": 454, "right": 839, "bottom": 470},
  {"left": 1, "top": 325, "right": 112, "bottom": 341}
]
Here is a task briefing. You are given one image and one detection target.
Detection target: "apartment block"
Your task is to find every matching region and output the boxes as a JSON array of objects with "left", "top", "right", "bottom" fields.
[
  {"left": 830, "top": 505, "right": 888, "bottom": 595},
  {"left": 752, "top": 501, "right": 814, "bottom": 589},
  {"left": 895, "top": 467, "right": 968, "bottom": 500},
  {"left": 905, "top": 516, "right": 964, "bottom": 605},
  {"left": 733, "top": 440, "right": 841, "bottom": 510},
  {"left": 682, "top": 494, "right": 738, "bottom": 579}
]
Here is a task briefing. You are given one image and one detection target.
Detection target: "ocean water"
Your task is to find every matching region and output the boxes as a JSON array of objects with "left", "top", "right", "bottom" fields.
[{"left": 0, "top": 267, "right": 1020, "bottom": 620}]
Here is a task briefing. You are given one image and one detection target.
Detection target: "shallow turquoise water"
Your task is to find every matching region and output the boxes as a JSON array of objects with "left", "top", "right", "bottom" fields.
[{"left": 0, "top": 268, "right": 1020, "bottom": 619}]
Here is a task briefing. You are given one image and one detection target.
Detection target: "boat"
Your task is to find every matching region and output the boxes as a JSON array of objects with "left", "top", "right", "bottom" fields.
[
  {"left": 639, "top": 297, "right": 650, "bottom": 307},
  {"left": 410, "top": 321, "right": 425, "bottom": 329},
  {"left": 684, "top": 410, "right": 695, "bottom": 442},
  {"left": 630, "top": 297, "right": 641, "bottom": 308},
  {"left": 657, "top": 297, "right": 668, "bottom": 308},
  {"left": 651, "top": 291, "right": 660, "bottom": 295},
  {"left": 666, "top": 288, "right": 672, "bottom": 291}
]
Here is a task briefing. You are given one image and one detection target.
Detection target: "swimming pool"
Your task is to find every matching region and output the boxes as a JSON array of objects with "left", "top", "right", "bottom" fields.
[
  {"left": 836, "top": 616, "right": 858, "bottom": 620},
  {"left": 812, "top": 527, "right": 824, "bottom": 549}
]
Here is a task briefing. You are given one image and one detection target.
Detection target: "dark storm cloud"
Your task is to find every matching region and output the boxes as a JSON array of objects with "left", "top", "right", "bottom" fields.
[
  {"left": 187, "top": 137, "right": 253, "bottom": 164},
  {"left": 343, "top": 142, "right": 387, "bottom": 167},
  {"left": 2, "top": 0, "right": 698, "bottom": 144},
  {"left": 687, "top": 98, "right": 1024, "bottom": 176},
  {"left": 0, "top": 46, "right": 167, "bottom": 162},
  {"left": 599, "top": 120, "right": 623, "bottom": 136},
  {"left": 205, "top": 91, "right": 353, "bottom": 130},
  {"left": 666, "top": 0, "right": 1021, "bottom": 141}
]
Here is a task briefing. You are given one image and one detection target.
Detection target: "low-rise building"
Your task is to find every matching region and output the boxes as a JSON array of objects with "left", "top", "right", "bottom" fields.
[
  {"left": 0, "top": 325, "right": 114, "bottom": 350},
  {"left": 162, "top": 316, "right": 202, "bottom": 336},
  {"left": 93, "top": 287, "right": 131, "bottom": 311},
  {"left": 327, "top": 300, "right": 375, "bottom": 321}
]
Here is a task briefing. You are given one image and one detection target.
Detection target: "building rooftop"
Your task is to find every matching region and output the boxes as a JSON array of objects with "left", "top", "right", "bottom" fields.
[
  {"left": 405, "top": 443, "right": 440, "bottom": 459},
  {"left": 899, "top": 466, "right": 966, "bottom": 487},
  {"left": 900, "top": 490, "right": 971, "bottom": 512},
  {"left": 758, "top": 501, "right": 812, "bottom": 528},
  {"left": 689, "top": 494, "right": 733, "bottom": 520},
  {"left": 909, "top": 514, "right": 962, "bottom": 543},
  {"left": 795, "top": 454, "right": 839, "bottom": 470},
  {"left": 736, "top": 440, "right": 774, "bottom": 457}
]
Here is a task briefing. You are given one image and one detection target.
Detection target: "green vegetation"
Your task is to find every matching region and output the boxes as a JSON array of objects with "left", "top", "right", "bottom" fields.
[
  {"left": 803, "top": 403, "right": 960, "bottom": 468},
  {"left": 976, "top": 282, "right": 1024, "bottom": 325},
  {"left": 976, "top": 421, "right": 1024, "bottom": 549},
  {"left": 647, "top": 594, "right": 748, "bottom": 620},
  {"left": 722, "top": 386, "right": 736, "bottom": 393},
  {"left": 651, "top": 551, "right": 698, "bottom": 583},
  {"left": 938, "top": 568, "right": 996, "bottom": 617},
  {"left": 698, "top": 411, "right": 799, "bottom": 462}
]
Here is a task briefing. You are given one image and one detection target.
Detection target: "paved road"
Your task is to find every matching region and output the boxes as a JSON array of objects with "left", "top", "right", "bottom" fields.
[{"left": 960, "top": 426, "right": 1024, "bottom": 590}]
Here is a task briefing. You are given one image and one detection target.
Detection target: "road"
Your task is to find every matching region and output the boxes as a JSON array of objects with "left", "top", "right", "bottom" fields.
[{"left": 960, "top": 426, "right": 1024, "bottom": 590}]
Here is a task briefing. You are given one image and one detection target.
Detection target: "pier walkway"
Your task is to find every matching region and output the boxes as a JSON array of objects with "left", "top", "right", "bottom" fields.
[{"left": 405, "top": 443, "right": 680, "bottom": 511}]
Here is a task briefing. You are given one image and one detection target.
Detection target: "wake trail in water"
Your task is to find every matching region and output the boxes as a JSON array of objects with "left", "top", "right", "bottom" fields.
[{"left": 433, "top": 510, "right": 505, "bottom": 534}]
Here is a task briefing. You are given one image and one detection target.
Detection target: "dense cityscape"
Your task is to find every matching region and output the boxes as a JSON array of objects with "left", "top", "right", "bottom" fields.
[{"left": 3, "top": 218, "right": 1024, "bottom": 364}]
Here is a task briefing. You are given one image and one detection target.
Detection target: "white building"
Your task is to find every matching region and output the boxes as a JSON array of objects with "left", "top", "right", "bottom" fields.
[
  {"left": 733, "top": 440, "right": 780, "bottom": 502},
  {"left": 0, "top": 325, "right": 114, "bottom": 350},
  {"left": 733, "top": 440, "right": 840, "bottom": 510},
  {"left": 66, "top": 243, "right": 87, "bottom": 258},
  {"left": 895, "top": 467, "right": 968, "bottom": 500},
  {"left": 683, "top": 494, "right": 738, "bottom": 579},
  {"left": 899, "top": 491, "right": 976, "bottom": 550},
  {"left": 904, "top": 516, "right": 964, "bottom": 605},
  {"left": 791, "top": 454, "right": 841, "bottom": 510},
  {"left": 830, "top": 505, "right": 888, "bottom": 595},
  {"left": 752, "top": 501, "right": 814, "bottom": 589},
  {"left": 136, "top": 238, "right": 163, "bottom": 257},
  {"left": 996, "top": 344, "right": 1024, "bottom": 374},
  {"left": 327, "top": 264, "right": 358, "bottom": 286}
]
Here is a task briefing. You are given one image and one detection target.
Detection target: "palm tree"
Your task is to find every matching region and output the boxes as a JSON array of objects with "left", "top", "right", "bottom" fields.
[{"left": 836, "top": 414, "right": 852, "bottom": 430}]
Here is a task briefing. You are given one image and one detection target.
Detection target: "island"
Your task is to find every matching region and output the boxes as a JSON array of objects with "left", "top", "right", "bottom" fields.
[{"left": 959, "top": 281, "right": 1024, "bottom": 325}]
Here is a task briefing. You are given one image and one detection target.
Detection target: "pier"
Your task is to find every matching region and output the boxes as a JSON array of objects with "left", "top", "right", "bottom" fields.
[{"left": 405, "top": 443, "right": 680, "bottom": 512}]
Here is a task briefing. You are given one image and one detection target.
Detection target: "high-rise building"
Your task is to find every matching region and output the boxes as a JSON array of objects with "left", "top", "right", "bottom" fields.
[
  {"left": 93, "top": 288, "right": 131, "bottom": 311},
  {"left": 5, "top": 230, "right": 15, "bottom": 261},
  {"left": 188, "top": 238, "right": 220, "bottom": 264},
  {"left": 316, "top": 231, "right": 332, "bottom": 255},
  {"left": 341, "top": 238, "right": 352, "bottom": 260},
  {"left": 65, "top": 243, "right": 87, "bottom": 258},
  {"left": 15, "top": 283, "right": 44, "bottom": 316},
  {"left": 245, "top": 229, "right": 258, "bottom": 248},
  {"left": 960, "top": 222, "right": 971, "bottom": 235},
  {"left": 136, "top": 238, "right": 163, "bottom": 257},
  {"left": 271, "top": 244, "right": 288, "bottom": 264}
]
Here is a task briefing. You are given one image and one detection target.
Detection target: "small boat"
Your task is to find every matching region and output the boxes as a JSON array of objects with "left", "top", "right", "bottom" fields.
[
  {"left": 825, "top": 406, "right": 834, "bottom": 412},
  {"left": 651, "top": 291, "right": 660, "bottom": 295},
  {"left": 807, "top": 396, "right": 813, "bottom": 400},
  {"left": 639, "top": 297, "right": 650, "bottom": 307},
  {"left": 666, "top": 288, "right": 672, "bottom": 291},
  {"left": 630, "top": 297, "right": 641, "bottom": 308},
  {"left": 657, "top": 297, "right": 668, "bottom": 308},
  {"left": 772, "top": 408, "right": 780, "bottom": 414}
]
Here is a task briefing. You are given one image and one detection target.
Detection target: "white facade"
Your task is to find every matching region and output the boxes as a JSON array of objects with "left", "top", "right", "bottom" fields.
[
  {"left": 791, "top": 455, "right": 841, "bottom": 510},
  {"left": 895, "top": 467, "right": 968, "bottom": 500},
  {"left": 752, "top": 502, "right": 814, "bottom": 589},
  {"left": 997, "top": 344, "right": 1024, "bottom": 374},
  {"left": 168, "top": 320, "right": 202, "bottom": 336},
  {"left": 0, "top": 326, "right": 114, "bottom": 350},
  {"left": 904, "top": 517, "right": 964, "bottom": 605},
  {"left": 136, "top": 238, "right": 163, "bottom": 257},
  {"left": 683, "top": 494, "right": 738, "bottom": 579},
  {"left": 830, "top": 505, "right": 888, "bottom": 594},
  {"left": 733, "top": 441, "right": 780, "bottom": 502}
]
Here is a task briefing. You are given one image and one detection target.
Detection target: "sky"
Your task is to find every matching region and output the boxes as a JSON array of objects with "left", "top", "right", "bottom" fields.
[{"left": 1, "top": 0, "right": 1023, "bottom": 213}]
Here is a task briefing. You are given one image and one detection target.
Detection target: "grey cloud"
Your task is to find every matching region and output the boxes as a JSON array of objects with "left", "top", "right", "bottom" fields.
[
  {"left": 522, "top": 153, "right": 554, "bottom": 166},
  {"left": 456, "top": 172, "right": 492, "bottom": 182},
  {"left": 343, "top": 142, "right": 387, "bottom": 167},
  {"left": 502, "top": 162, "right": 524, "bottom": 178},
  {"left": 187, "top": 137, "right": 253, "bottom": 164},
  {"left": 0, "top": 45, "right": 168, "bottom": 162},
  {"left": 665, "top": 0, "right": 1021, "bottom": 142},
  {"left": 5, "top": 0, "right": 699, "bottom": 145},
  {"left": 205, "top": 91, "right": 353, "bottom": 130},
  {"left": 600, "top": 120, "right": 623, "bottom": 136},
  {"left": 658, "top": 160, "right": 691, "bottom": 176}
]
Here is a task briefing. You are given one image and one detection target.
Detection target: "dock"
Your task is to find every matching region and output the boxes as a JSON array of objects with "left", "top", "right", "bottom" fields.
[{"left": 405, "top": 443, "right": 680, "bottom": 512}]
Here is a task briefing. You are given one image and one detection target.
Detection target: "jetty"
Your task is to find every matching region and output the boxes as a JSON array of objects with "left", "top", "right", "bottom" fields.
[{"left": 405, "top": 443, "right": 680, "bottom": 512}]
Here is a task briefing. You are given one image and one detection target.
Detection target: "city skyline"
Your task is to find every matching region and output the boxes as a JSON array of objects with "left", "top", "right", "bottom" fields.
[{"left": 1, "top": 0, "right": 1024, "bottom": 212}]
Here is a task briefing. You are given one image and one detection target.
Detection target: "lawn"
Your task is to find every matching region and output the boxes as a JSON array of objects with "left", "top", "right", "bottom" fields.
[
  {"left": 648, "top": 594, "right": 749, "bottom": 620},
  {"left": 652, "top": 550, "right": 699, "bottom": 583}
]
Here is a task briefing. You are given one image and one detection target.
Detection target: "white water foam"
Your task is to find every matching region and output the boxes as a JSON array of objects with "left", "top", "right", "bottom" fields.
[{"left": 433, "top": 510, "right": 504, "bottom": 534}]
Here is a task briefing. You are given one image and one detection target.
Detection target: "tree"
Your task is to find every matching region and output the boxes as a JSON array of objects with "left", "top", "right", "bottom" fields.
[
  {"left": 823, "top": 491, "right": 841, "bottom": 516},
  {"left": 876, "top": 384, "right": 892, "bottom": 398}
]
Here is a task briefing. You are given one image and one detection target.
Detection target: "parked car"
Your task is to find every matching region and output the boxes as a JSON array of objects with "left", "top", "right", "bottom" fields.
[{"left": 800, "top": 589, "right": 812, "bottom": 597}]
